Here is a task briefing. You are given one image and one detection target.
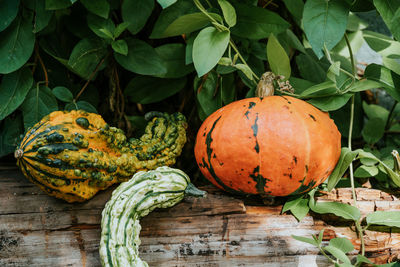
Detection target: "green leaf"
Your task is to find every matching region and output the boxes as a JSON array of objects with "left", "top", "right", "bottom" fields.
[
  {"left": 289, "top": 77, "right": 316, "bottom": 94},
  {"left": 111, "top": 39, "right": 128, "bottom": 56},
  {"left": 362, "top": 117, "right": 386, "bottom": 144},
  {"left": 33, "top": 0, "right": 53, "bottom": 33},
  {"left": 45, "top": 0, "right": 71, "bottom": 10},
  {"left": 81, "top": 0, "right": 109, "bottom": 19},
  {"left": 327, "top": 147, "right": 358, "bottom": 191},
  {"left": 52, "top": 86, "right": 73, "bottom": 102},
  {"left": 346, "top": 12, "right": 368, "bottom": 31},
  {"left": 155, "top": 43, "right": 194, "bottom": 78},
  {"left": 391, "top": 8, "right": 400, "bottom": 41},
  {"left": 324, "top": 245, "right": 351, "bottom": 264},
  {"left": 194, "top": 71, "right": 221, "bottom": 119},
  {"left": 221, "top": 73, "right": 235, "bottom": 105},
  {"left": 295, "top": 52, "right": 328, "bottom": 83},
  {"left": 282, "top": 196, "right": 310, "bottom": 221},
  {"left": 308, "top": 94, "right": 352, "bottom": 112},
  {"left": 114, "top": 38, "right": 167, "bottom": 76},
  {"left": 373, "top": 0, "right": 400, "bottom": 40},
  {"left": 347, "top": 79, "right": 381, "bottom": 92},
  {"left": 363, "top": 31, "right": 400, "bottom": 59},
  {"left": 299, "top": 81, "right": 336, "bottom": 97},
  {"left": 364, "top": 64, "right": 400, "bottom": 102},
  {"left": 231, "top": 2, "right": 289, "bottom": 40},
  {"left": 122, "top": 0, "right": 154, "bottom": 35},
  {"left": 355, "top": 255, "right": 373, "bottom": 265},
  {"left": 282, "top": 0, "right": 304, "bottom": 24},
  {"left": 193, "top": 27, "right": 230, "bottom": 77},
  {"left": 234, "top": 64, "right": 253, "bottom": 80},
  {"left": 157, "top": 0, "right": 177, "bottom": 9},
  {"left": 267, "top": 33, "right": 291, "bottom": 80},
  {"left": 125, "top": 76, "right": 186, "bottom": 104},
  {"left": 218, "top": 0, "right": 236, "bottom": 27},
  {"left": 329, "top": 238, "right": 354, "bottom": 253},
  {"left": 291, "top": 235, "right": 319, "bottom": 246},
  {"left": 309, "top": 196, "right": 361, "bottom": 221},
  {"left": 87, "top": 14, "right": 115, "bottom": 40},
  {"left": 362, "top": 101, "right": 389, "bottom": 121},
  {"left": 303, "top": 0, "right": 350, "bottom": 58},
  {"left": 20, "top": 86, "right": 58, "bottom": 130},
  {"left": 0, "top": 114, "right": 23, "bottom": 157},
  {"left": 366, "top": 211, "right": 400, "bottom": 228},
  {"left": 0, "top": 16, "right": 35, "bottom": 74},
  {"left": 161, "top": 12, "right": 221, "bottom": 38},
  {"left": 68, "top": 38, "right": 107, "bottom": 79},
  {"left": 0, "top": 68, "right": 33, "bottom": 121},
  {"left": 0, "top": 0, "right": 19, "bottom": 32},
  {"left": 65, "top": 100, "right": 97, "bottom": 113},
  {"left": 150, "top": 1, "right": 197, "bottom": 39},
  {"left": 114, "top": 22, "right": 130, "bottom": 38},
  {"left": 354, "top": 165, "right": 379, "bottom": 178}
]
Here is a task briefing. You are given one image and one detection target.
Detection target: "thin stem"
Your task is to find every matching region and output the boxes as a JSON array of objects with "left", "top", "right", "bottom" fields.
[
  {"left": 344, "top": 33, "right": 356, "bottom": 87},
  {"left": 318, "top": 245, "right": 336, "bottom": 264},
  {"left": 385, "top": 102, "right": 398, "bottom": 130},
  {"left": 194, "top": 0, "right": 218, "bottom": 24},
  {"left": 348, "top": 95, "right": 357, "bottom": 206},
  {"left": 356, "top": 221, "right": 365, "bottom": 256},
  {"left": 35, "top": 43, "right": 48, "bottom": 87},
  {"left": 74, "top": 56, "right": 106, "bottom": 101},
  {"left": 229, "top": 40, "right": 260, "bottom": 81}
]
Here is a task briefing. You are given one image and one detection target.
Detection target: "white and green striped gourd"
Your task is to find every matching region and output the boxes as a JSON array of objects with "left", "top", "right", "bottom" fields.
[{"left": 99, "top": 166, "right": 205, "bottom": 267}]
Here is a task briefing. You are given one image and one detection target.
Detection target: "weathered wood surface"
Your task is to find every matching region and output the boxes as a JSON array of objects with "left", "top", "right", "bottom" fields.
[{"left": 1, "top": 169, "right": 400, "bottom": 266}]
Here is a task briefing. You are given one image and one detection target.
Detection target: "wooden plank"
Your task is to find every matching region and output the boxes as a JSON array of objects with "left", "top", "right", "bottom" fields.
[{"left": 1, "top": 170, "right": 400, "bottom": 266}]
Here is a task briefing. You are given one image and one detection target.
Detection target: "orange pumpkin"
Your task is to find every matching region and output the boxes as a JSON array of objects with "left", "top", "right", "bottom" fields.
[{"left": 194, "top": 95, "right": 341, "bottom": 196}]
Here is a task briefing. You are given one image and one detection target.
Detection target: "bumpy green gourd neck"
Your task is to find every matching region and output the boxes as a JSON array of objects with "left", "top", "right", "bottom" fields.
[{"left": 100, "top": 112, "right": 188, "bottom": 181}]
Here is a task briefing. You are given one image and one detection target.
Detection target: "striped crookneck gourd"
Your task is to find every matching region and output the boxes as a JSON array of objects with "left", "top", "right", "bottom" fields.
[
  {"left": 100, "top": 166, "right": 205, "bottom": 267},
  {"left": 15, "top": 110, "right": 187, "bottom": 202}
]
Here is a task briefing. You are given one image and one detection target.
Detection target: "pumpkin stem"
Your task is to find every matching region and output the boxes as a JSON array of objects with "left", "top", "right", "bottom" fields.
[
  {"left": 14, "top": 149, "right": 23, "bottom": 159},
  {"left": 256, "top": 72, "right": 294, "bottom": 98},
  {"left": 185, "top": 183, "right": 207, "bottom": 197},
  {"left": 392, "top": 150, "right": 400, "bottom": 174}
]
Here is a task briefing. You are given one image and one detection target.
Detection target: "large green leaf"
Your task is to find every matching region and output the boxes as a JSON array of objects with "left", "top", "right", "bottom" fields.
[
  {"left": 52, "top": 86, "right": 73, "bottom": 102},
  {"left": 114, "top": 38, "right": 167, "bottom": 76},
  {"left": 0, "top": 0, "right": 19, "bottom": 32},
  {"left": 295, "top": 52, "right": 328, "bottom": 83},
  {"left": 282, "top": 196, "right": 310, "bottom": 221},
  {"left": 267, "top": 33, "right": 291, "bottom": 80},
  {"left": 0, "top": 68, "right": 33, "bottom": 121},
  {"left": 362, "top": 117, "right": 386, "bottom": 144},
  {"left": 68, "top": 38, "right": 108, "bottom": 79},
  {"left": 155, "top": 43, "right": 194, "bottom": 78},
  {"left": 364, "top": 64, "right": 400, "bottom": 102},
  {"left": 231, "top": 2, "right": 289, "bottom": 40},
  {"left": 150, "top": 1, "right": 197, "bottom": 39},
  {"left": 329, "top": 237, "right": 354, "bottom": 254},
  {"left": 324, "top": 245, "right": 351, "bottom": 264},
  {"left": 0, "top": 114, "right": 23, "bottom": 157},
  {"left": 87, "top": 14, "right": 115, "bottom": 40},
  {"left": 160, "top": 12, "right": 221, "bottom": 38},
  {"left": 0, "top": 16, "right": 35, "bottom": 74},
  {"left": 45, "top": 0, "right": 72, "bottom": 10},
  {"left": 81, "top": 0, "right": 109, "bottom": 19},
  {"left": 373, "top": 0, "right": 400, "bottom": 40},
  {"left": 308, "top": 94, "right": 352, "bottom": 111},
  {"left": 366, "top": 211, "right": 400, "bottom": 228},
  {"left": 124, "top": 76, "right": 186, "bottom": 104},
  {"left": 65, "top": 100, "right": 97, "bottom": 113},
  {"left": 327, "top": 147, "right": 358, "bottom": 191},
  {"left": 157, "top": 0, "right": 177, "bottom": 9},
  {"left": 303, "top": 0, "right": 350, "bottom": 58},
  {"left": 218, "top": 0, "right": 236, "bottom": 27},
  {"left": 363, "top": 31, "right": 400, "bottom": 58},
  {"left": 20, "top": 86, "right": 58, "bottom": 130},
  {"left": 122, "top": 0, "right": 154, "bottom": 35},
  {"left": 33, "top": 0, "right": 53, "bottom": 33},
  {"left": 282, "top": 0, "right": 304, "bottom": 24},
  {"left": 309, "top": 198, "right": 361, "bottom": 221},
  {"left": 193, "top": 27, "right": 230, "bottom": 77},
  {"left": 194, "top": 71, "right": 222, "bottom": 120}
]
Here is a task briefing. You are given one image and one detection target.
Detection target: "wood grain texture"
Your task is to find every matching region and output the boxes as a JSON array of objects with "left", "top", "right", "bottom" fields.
[{"left": 0, "top": 170, "right": 399, "bottom": 266}]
